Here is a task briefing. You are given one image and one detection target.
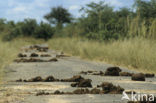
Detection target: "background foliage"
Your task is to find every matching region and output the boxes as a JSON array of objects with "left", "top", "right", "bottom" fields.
[{"left": 0, "top": 0, "right": 156, "bottom": 41}]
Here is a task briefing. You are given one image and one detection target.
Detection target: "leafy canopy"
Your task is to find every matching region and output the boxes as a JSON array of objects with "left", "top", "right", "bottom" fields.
[{"left": 44, "top": 6, "right": 72, "bottom": 26}]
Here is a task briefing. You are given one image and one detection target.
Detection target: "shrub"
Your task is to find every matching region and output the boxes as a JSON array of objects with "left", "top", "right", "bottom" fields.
[
  {"left": 34, "top": 22, "right": 55, "bottom": 40},
  {"left": 98, "top": 30, "right": 120, "bottom": 40},
  {"left": 20, "top": 19, "right": 38, "bottom": 36},
  {"left": 0, "top": 19, "right": 7, "bottom": 32},
  {"left": 2, "top": 19, "right": 55, "bottom": 41},
  {"left": 85, "top": 30, "right": 120, "bottom": 41},
  {"left": 3, "top": 26, "right": 22, "bottom": 41}
]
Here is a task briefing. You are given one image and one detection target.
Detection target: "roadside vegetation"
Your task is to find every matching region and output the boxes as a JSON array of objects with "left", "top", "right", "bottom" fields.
[
  {"left": 0, "top": 0, "right": 156, "bottom": 78},
  {"left": 48, "top": 37, "right": 156, "bottom": 73},
  {"left": 0, "top": 37, "right": 42, "bottom": 82}
]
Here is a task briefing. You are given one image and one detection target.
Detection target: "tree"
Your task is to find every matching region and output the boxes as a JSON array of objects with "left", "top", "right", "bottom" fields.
[
  {"left": 80, "top": 1, "right": 114, "bottom": 31},
  {"left": 0, "top": 18, "right": 7, "bottom": 31},
  {"left": 34, "top": 22, "right": 55, "bottom": 40},
  {"left": 44, "top": 6, "right": 72, "bottom": 29},
  {"left": 116, "top": 8, "right": 132, "bottom": 18},
  {"left": 134, "top": 0, "right": 156, "bottom": 18},
  {"left": 20, "top": 19, "right": 38, "bottom": 36}
]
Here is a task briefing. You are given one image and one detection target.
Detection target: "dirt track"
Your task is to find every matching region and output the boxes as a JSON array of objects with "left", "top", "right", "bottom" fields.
[{"left": 1, "top": 45, "right": 156, "bottom": 103}]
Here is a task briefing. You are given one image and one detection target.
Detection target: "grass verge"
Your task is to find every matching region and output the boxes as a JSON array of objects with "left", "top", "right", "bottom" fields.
[
  {"left": 48, "top": 37, "right": 156, "bottom": 73},
  {"left": 0, "top": 37, "right": 43, "bottom": 83}
]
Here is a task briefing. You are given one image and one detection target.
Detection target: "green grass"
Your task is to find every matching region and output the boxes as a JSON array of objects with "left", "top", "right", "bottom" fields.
[{"left": 48, "top": 37, "right": 156, "bottom": 73}]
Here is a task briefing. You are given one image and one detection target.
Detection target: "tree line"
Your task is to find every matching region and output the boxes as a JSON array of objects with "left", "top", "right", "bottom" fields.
[{"left": 0, "top": 0, "right": 156, "bottom": 41}]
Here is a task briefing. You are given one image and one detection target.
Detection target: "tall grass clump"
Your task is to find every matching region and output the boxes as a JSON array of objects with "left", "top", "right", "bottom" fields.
[
  {"left": 48, "top": 37, "right": 156, "bottom": 73},
  {"left": 128, "top": 16, "right": 156, "bottom": 39}
]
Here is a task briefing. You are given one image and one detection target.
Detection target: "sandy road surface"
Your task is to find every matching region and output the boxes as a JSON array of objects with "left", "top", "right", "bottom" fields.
[{"left": 1, "top": 45, "right": 156, "bottom": 103}]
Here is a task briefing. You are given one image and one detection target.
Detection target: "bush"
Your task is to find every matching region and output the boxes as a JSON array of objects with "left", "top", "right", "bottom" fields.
[
  {"left": 85, "top": 30, "right": 120, "bottom": 41},
  {"left": 0, "top": 19, "right": 6, "bottom": 31},
  {"left": 86, "top": 32, "right": 99, "bottom": 40},
  {"left": 3, "top": 26, "right": 22, "bottom": 41},
  {"left": 34, "top": 22, "right": 55, "bottom": 40},
  {"left": 98, "top": 30, "right": 120, "bottom": 40},
  {"left": 20, "top": 19, "right": 37, "bottom": 36},
  {"left": 2, "top": 19, "right": 55, "bottom": 41}
]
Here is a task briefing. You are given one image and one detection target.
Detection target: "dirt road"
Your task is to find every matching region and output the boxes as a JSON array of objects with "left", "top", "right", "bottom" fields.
[{"left": 1, "top": 45, "right": 156, "bottom": 103}]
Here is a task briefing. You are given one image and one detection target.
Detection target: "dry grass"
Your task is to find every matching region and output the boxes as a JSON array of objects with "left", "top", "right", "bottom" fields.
[
  {"left": 0, "top": 37, "right": 43, "bottom": 83},
  {"left": 48, "top": 37, "right": 156, "bottom": 73},
  {"left": 0, "top": 36, "right": 155, "bottom": 82}
]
